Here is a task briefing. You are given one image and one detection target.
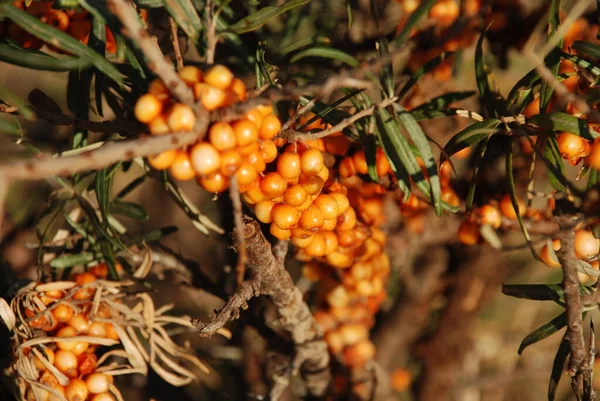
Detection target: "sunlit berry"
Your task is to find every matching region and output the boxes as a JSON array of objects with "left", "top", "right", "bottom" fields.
[
  {"left": 178, "top": 65, "right": 203, "bottom": 86},
  {"left": 300, "top": 175, "right": 324, "bottom": 196},
  {"left": 235, "top": 163, "right": 259, "bottom": 186},
  {"left": 272, "top": 204, "right": 301, "bottom": 230},
  {"left": 73, "top": 272, "right": 96, "bottom": 300},
  {"left": 499, "top": 194, "right": 526, "bottom": 219},
  {"left": 330, "top": 193, "right": 350, "bottom": 215},
  {"left": 89, "top": 263, "right": 108, "bottom": 278},
  {"left": 148, "top": 150, "right": 176, "bottom": 170},
  {"left": 477, "top": 204, "right": 502, "bottom": 229},
  {"left": 51, "top": 304, "right": 74, "bottom": 323},
  {"left": 429, "top": 0, "right": 459, "bottom": 27},
  {"left": 587, "top": 139, "right": 600, "bottom": 170},
  {"left": 90, "top": 393, "right": 115, "bottom": 401},
  {"left": 54, "top": 350, "right": 78, "bottom": 376},
  {"left": 259, "top": 114, "right": 281, "bottom": 140},
  {"left": 300, "top": 207, "right": 325, "bottom": 231},
  {"left": 167, "top": 103, "right": 196, "bottom": 132},
  {"left": 85, "top": 373, "right": 110, "bottom": 394},
  {"left": 247, "top": 149, "right": 267, "bottom": 173},
  {"left": 88, "top": 322, "right": 107, "bottom": 338},
  {"left": 244, "top": 109, "right": 263, "bottom": 128},
  {"left": 313, "top": 194, "right": 339, "bottom": 220},
  {"left": 352, "top": 151, "right": 369, "bottom": 175},
  {"left": 77, "top": 353, "right": 97, "bottom": 376},
  {"left": 326, "top": 251, "right": 354, "bottom": 268},
  {"left": 337, "top": 207, "right": 357, "bottom": 231},
  {"left": 193, "top": 83, "right": 227, "bottom": 111},
  {"left": 255, "top": 201, "right": 275, "bottom": 224},
  {"left": 284, "top": 184, "right": 308, "bottom": 207},
  {"left": 208, "top": 122, "right": 236, "bottom": 151},
  {"left": 557, "top": 132, "right": 590, "bottom": 164},
  {"left": 148, "top": 115, "right": 170, "bottom": 135},
  {"left": 540, "top": 239, "right": 561, "bottom": 268},
  {"left": 204, "top": 65, "right": 234, "bottom": 90},
  {"left": 33, "top": 347, "right": 55, "bottom": 371},
  {"left": 305, "top": 232, "right": 326, "bottom": 257},
  {"left": 277, "top": 152, "right": 302, "bottom": 181},
  {"left": 169, "top": 151, "right": 196, "bottom": 181},
  {"left": 457, "top": 219, "right": 479, "bottom": 245},
  {"left": 219, "top": 149, "right": 242, "bottom": 176},
  {"left": 260, "top": 172, "right": 288, "bottom": 199},
  {"left": 375, "top": 149, "right": 391, "bottom": 176},
  {"left": 56, "top": 326, "right": 78, "bottom": 351},
  {"left": 148, "top": 79, "right": 169, "bottom": 102},
  {"left": 190, "top": 142, "right": 221, "bottom": 176},
  {"left": 300, "top": 148, "right": 325, "bottom": 177},
  {"left": 260, "top": 140, "right": 278, "bottom": 163},
  {"left": 233, "top": 120, "right": 259, "bottom": 147},
  {"left": 324, "top": 134, "right": 350, "bottom": 156},
  {"left": 65, "top": 378, "right": 88, "bottom": 401},
  {"left": 199, "top": 172, "right": 229, "bottom": 193},
  {"left": 230, "top": 78, "right": 247, "bottom": 101},
  {"left": 68, "top": 314, "right": 90, "bottom": 333},
  {"left": 270, "top": 224, "right": 292, "bottom": 240},
  {"left": 574, "top": 229, "right": 599, "bottom": 260},
  {"left": 134, "top": 94, "right": 162, "bottom": 123}
]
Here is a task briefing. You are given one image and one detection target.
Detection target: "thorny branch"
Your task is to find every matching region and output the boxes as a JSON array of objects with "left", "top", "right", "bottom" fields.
[
  {"left": 191, "top": 218, "right": 330, "bottom": 399},
  {"left": 169, "top": 17, "right": 184, "bottom": 71},
  {"left": 229, "top": 177, "right": 247, "bottom": 286}
]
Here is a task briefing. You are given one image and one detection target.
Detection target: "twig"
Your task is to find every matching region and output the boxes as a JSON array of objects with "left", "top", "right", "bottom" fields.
[
  {"left": 204, "top": 0, "right": 218, "bottom": 64},
  {"left": 107, "top": 0, "right": 194, "bottom": 107},
  {"left": 230, "top": 177, "right": 247, "bottom": 286},
  {"left": 279, "top": 96, "right": 398, "bottom": 142},
  {"left": 169, "top": 17, "right": 184, "bottom": 71}
]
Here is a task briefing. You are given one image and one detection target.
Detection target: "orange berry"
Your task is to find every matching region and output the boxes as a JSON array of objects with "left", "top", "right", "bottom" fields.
[
  {"left": 256, "top": 104, "right": 274, "bottom": 117},
  {"left": 230, "top": 78, "right": 247, "bottom": 101},
  {"left": 199, "top": 172, "right": 229, "bottom": 193},
  {"left": 219, "top": 149, "right": 243, "bottom": 176},
  {"left": 169, "top": 151, "right": 196, "bottom": 181},
  {"left": 260, "top": 140, "right": 278, "bottom": 163},
  {"left": 85, "top": 373, "right": 110, "bottom": 394},
  {"left": 313, "top": 194, "right": 339, "bottom": 220},
  {"left": 259, "top": 114, "right": 281, "bottom": 140},
  {"left": 457, "top": 219, "right": 480, "bottom": 245},
  {"left": 33, "top": 347, "right": 55, "bottom": 370},
  {"left": 73, "top": 272, "right": 96, "bottom": 300},
  {"left": 477, "top": 204, "right": 502, "bottom": 229},
  {"left": 65, "top": 378, "right": 88, "bottom": 401},
  {"left": 247, "top": 149, "right": 267, "bottom": 173},
  {"left": 339, "top": 158, "right": 357, "bottom": 178},
  {"left": 300, "top": 207, "right": 324, "bottom": 231},
  {"left": 277, "top": 152, "right": 302, "bottom": 181},
  {"left": 190, "top": 142, "right": 221, "bottom": 176},
  {"left": 391, "top": 369, "right": 412, "bottom": 392},
  {"left": 56, "top": 326, "right": 78, "bottom": 351},
  {"left": 284, "top": 184, "right": 308, "bottom": 207},
  {"left": 499, "top": 194, "right": 526, "bottom": 219},
  {"left": 574, "top": 229, "right": 599, "bottom": 260},
  {"left": 44, "top": 9, "right": 70, "bottom": 31},
  {"left": 260, "top": 172, "right": 288, "bottom": 199},
  {"left": 204, "top": 65, "right": 234, "bottom": 90},
  {"left": 235, "top": 163, "right": 259, "bottom": 186},
  {"left": 375, "top": 148, "right": 391, "bottom": 176},
  {"left": 337, "top": 207, "right": 357, "bottom": 231},
  {"left": 587, "top": 139, "right": 600, "bottom": 170},
  {"left": 322, "top": 218, "right": 337, "bottom": 231},
  {"left": 244, "top": 109, "right": 263, "bottom": 128},
  {"left": 89, "top": 263, "right": 108, "bottom": 278},
  {"left": 147, "top": 79, "right": 169, "bottom": 102},
  {"left": 322, "top": 231, "right": 339, "bottom": 254},
  {"left": 134, "top": 94, "right": 162, "bottom": 123},
  {"left": 305, "top": 232, "right": 326, "bottom": 257},
  {"left": 208, "top": 122, "right": 236, "bottom": 151},
  {"left": 330, "top": 193, "right": 350, "bottom": 215},
  {"left": 148, "top": 114, "right": 170, "bottom": 135},
  {"left": 71, "top": 340, "right": 90, "bottom": 357},
  {"left": 148, "top": 150, "right": 176, "bottom": 170},
  {"left": 232, "top": 120, "right": 259, "bottom": 147},
  {"left": 167, "top": 103, "right": 196, "bottom": 132},
  {"left": 352, "top": 151, "right": 369, "bottom": 175},
  {"left": 88, "top": 322, "right": 107, "bottom": 338},
  {"left": 54, "top": 350, "right": 78, "bottom": 376},
  {"left": 77, "top": 353, "right": 97, "bottom": 376},
  {"left": 178, "top": 65, "right": 203, "bottom": 86},
  {"left": 296, "top": 196, "right": 314, "bottom": 212},
  {"left": 316, "top": 166, "right": 330, "bottom": 183},
  {"left": 540, "top": 239, "right": 561, "bottom": 268},
  {"left": 300, "top": 148, "right": 325, "bottom": 176},
  {"left": 104, "top": 323, "right": 119, "bottom": 341},
  {"left": 557, "top": 132, "right": 590, "bottom": 164},
  {"left": 291, "top": 232, "right": 315, "bottom": 248},
  {"left": 271, "top": 204, "right": 301, "bottom": 230},
  {"left": 344, "top": 340, "right": 376, "bottom": 368},
  {"left": 238, "top": 141, "right": 260, "bottom": 156},
  {"left": 339, "top": 323, "right": 368, "bottom": 346},
  {"left": 90, "top": 393, "right": 115, "bottom": 401},
  {"left": 324, "top": 135, "right": 350, "bottom": 156},
  {"left": 193, "top": 83, "right": 227, "bottom": 110},
  {"left": 242, "top": 180, "right": 265, "bottom": 203},
  {"left": 299, "top": 175, "right": 324, "bottom": 196},
  {"left": 68, "top": 314, "right": 90, "bottom": 333},
  {"left": 270, "top": 224, "right": 292, "bottom": 240},
  {"left": 51, "top": 304, "right": 74, "bottom": 323},
  {"left": 325, "top": 330, "right": 344, "bottom": 354},
  {"left": 326, "top": 251, "right": 354, "bottom": 268},
  {"left": 255, "top": 201, "right": 275, "bottom": 224},
  {"left": 429, "top": 0, "right": 459, "bottom": 27}
]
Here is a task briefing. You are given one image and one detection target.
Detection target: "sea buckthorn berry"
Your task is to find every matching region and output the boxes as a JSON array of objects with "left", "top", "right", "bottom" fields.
[
  {"left": 255, "top": 201, "right": 275, "bottom": 224},
  {"left": 169, "top": 151, "right": 196, "bottom": 181},
  {"left": 441, "top": 187, "right": 461, "bottom": 207},
  {"left": 313, "top": 194, "right": 339, "bottom": 220},
  {"left": 244, "top": 109, "right": 263, "bottom": 128},
  {"left": 587, "top": 139, "right": 600, "bottom": 170},
  {"left": 291, "top": 232, "right": 315, "bottom": 248},
  {"left": 337, "top": 207, "right": 357, "bottom": 231},
  {"left": 194, "top": 83, "right": 227, "bottom": 111},
  {"left": 260, "top": 172, "right": 288, "bottom": 199},
  {"left": 47, "top": 382, "right": 65, "bottom": 401},
  {"left": 51, "top": 304, "right": 74, "bottom": 323},
  {"left": 85, "top": 373, "right": 110, "bottom": 394},
  {"left": 232, "top": 120, "right": 259, "bottom": 146},
  {"left": 326, "top": 251, "right": 354, "bottom": 268},
  {"left": 219, "top": 149, "right": 243, "bottom": 176},
  {"left": 68, "top": 314, "right": 90, "bottom": 333},
  {"left": 352, "top": 151, "right": 369, "bottom": 175},
  {"left": 557, "top": 132, "right": 590, "bottom": 164},
  {"left": 178, "top": 65, "right": 203, "bottom": 86},
  {"left": 148, "top": 79, "right": 169, "bottom": 101},
  {"left": 327, "top": 285, "right": 350, "bottom": 309},
  {"left": 45, "top": 10, "right": 70, "bottom": 31},
  {"left": 247, "top": 149, "right": 267, "bottom": 173},
  {"left": 199, "top": 172, "right": 229, "bottom": 193},
  {"left": 305, "top": 232, "right": 326, "bottom": 257},
  {"left": 337, "top": 230, "right": 356, "bottom": 247},
  {"left": 324, "top": 134, "right": 350, "bottom": 156},
  {"left": 458, "top": 219, "right": 480, "bottom": 245},
  {"left": 204, "top": 65, "right": 234, "bottom": 90},
  {"left": 71, "top": 340, "right": 90, "bottom": 356},
  {"left": 167, "top": 103, "right": 196, "bottom": 132},
  {"left": 73, "top": 272, "right": 96, "bottom": 300},
  {"left": 260, "top": 140, "right": 278, "bottom": 163},
  {"left": 297, "top": 196, "right": 314, "bottom": 212},
  {"left": 477, "top": 205, "right": 502, "bottom": 229},
  {"left": 89, "top": 263, "right": 109, "bottom": 278},
  {"left": 259, "top": 114, "right": 282, "bottom": 140},
  {"left": 284, "top": 184, "right": 308, "bottom": 207},
  {"left": 208, "top": 122, "right": 236, "bottom": 151},
  {"left": 429, "top": 0, "right": 459, "bottom": 27},
  {"left": 325, "top": 331, "right": 344, "bottom": 354},
  {"left": 190, "top": 142, "right": 221, "bottom": 176},
  {"left": 54, "top": 350, "right": 78, "bottom": 376},
  {"left": 104, "top": 323, "right": 119, "bottom": 341},
  {"left": 65, "top": 378, "right": 88, "bottom": 401},
  {"left": 148, "top": 115, "right": 170, "bottom": 135},
  {"left": 272, "top": 204, "right": 301, "bottom": 230},
  {"left": 322, "top": 231, "right": 339, "bottom": 254},
  {"left": 316, "top": 166, "right": 330, "bottom": 183},
  {"left": 277, "top": 152, "right": 302, "bottom": 181},
  {"left": 330, "top": 193, "right": 350, "bottom": 215},
  {"left": 300, "top": 175, "right": 325, "bottom": 196},
  {"left": 238, "top": 142, "right": 260, "bottom": 157},
  {"left": 242, "top": 181, "right": 266, "bottom": 204},
  {"left": 56, "top": 326, "right": 78, "bottom": 351},
  {"left": 322, "top": 218, "right": 337, "bottom": 231},
  {"left": 33, "top": 347, "right": 55, "bottom": 370},
  {"left": 540, "top": 239, "right": 561, "bottom": 268},
  {"left": 230, "top": 78, "right": 247, "bottom": 101},
  {"left": 77, "top": 354, "right": 97, "bottom": 376},
  {"left": 300, "top": 148, "right": 325, "bottom": 176},
  {"left": 270, "top": 224, "right": 292, "bottom": 240},
  {"left": 574, "top": 229, "right": 599, "bottom": 260},
  {"left": 235, "top": 163, "right": 259, "bottom": 186},
  {"left": 90, "top": 393, "right": 115, "bottom": 401},
  {"left": 134, "top": 94, "right": 162, "bottom": 123},
  {"left": 499, "top": 194, "right": 526, "bottom": 219},
  {"left": 375, "top": 148, "right": 391, "bottom": 176},
  {"left": 300, "top": 207, "right": 324, "bottom": 231},
  {"left": 88, "top": 322, "right": 107, "bottom": 338},
  {"left": 148, "top": 150, "right": 176, "bottom": 170}
]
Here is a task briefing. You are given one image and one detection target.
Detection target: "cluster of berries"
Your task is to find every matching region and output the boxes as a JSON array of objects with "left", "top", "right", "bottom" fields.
[
  {"left": 134, "top": 65, "right": 281, "bottom": 194},
  {"left": 2, "top": 1, "right": 121, "bottom": 53},
  {"left": 539, "top": 229, "right": 600, "bottom": 281}
]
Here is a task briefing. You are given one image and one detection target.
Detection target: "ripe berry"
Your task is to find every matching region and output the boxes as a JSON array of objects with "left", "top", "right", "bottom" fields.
[
  {"left": 238, "top": 141, "right": 260, "bottom": 156},
  {"left": 300, "top": 175, "right": 325, "bottom": 196},
  {"left": 284, "top": 184, "right": 308, "bottom": 207},
  {"left": 219, "top": 149, "right": 243, "bottom": 176},
  {"left": 574, "top": 229, "right": 599, "bottom": 260},
  {"left": 300, "top": 207, "right": 324, "bottom": 231},
  {"left": 326, "top": 251, "right": 354, "bottom": 268},
  {"left": 104, "top": 323, "right": 119, "bottom": 341},
  {"left": 322, "top": 218, "right": 337, "bottom": 231},
  {"left": 375, "top": 148, "right": 391, "bottom": 176},
  {"left": 77, "top": 354, "right": 97, "bottom": 376},
  {"left": 499, "top": 194, "right": 526, "bottom": 219},
  {"left": 260, "top": 172, "right": 288, "bottom": 199},
  {"left": 587, "top": 139, "right": 600, "bottom": 170},
  {"left": 441, "top": 187, "right": 461, "bottom": 207},
  {"left": 305, "top": 232, "right": 326, "bottom": 257},
  {"left": 291, "top": 232, "right": 315, "bottom": 248},
  {"left": 270, "top": 224, "right": 291, "bottom": 240},
  {"left": 54, "top": 350, "right": 78, "bottom": 376},
  {"left": 256, "top": 104, "right": 274, "bottom": 117},
  {"left": 190, "top": 142, "right": 221, "bottom": 176},
  {"left": 148, "top": 115, "right": 170, "bottom": 135},
  {"left": 322, "top": 231, "right": 339, "bottom": 254},
  {"left": 33, "top": 347, "right": 55, "bottom": 371},
  {"left": 540, "top": 239, "right": 561, "bottom": 268},
  {"left": 51, "top": 304, "right": 74, "bottom": 323},
  {"left": 178, "top": 65, "right": 203, "bottom": 86},
  {"left": 134, "top": 94, "right": 162, "bottom": 123},
  {"left": 65, "top": 378, "right": 88, "bottom": 401},
  {"left": 260, "top": 140, "right": 278, "bottom": 163},
  {"left": 457, "top": 219, "right": 479, "bottom": 245},
  {"left": 167, "top": 104, "right": 196, "bottom": 132},
  {"left": 272, "top": 204, "right": 301, "bottom": 229},
  {"left": 556, "top": 132, "right": 590, "bottom": 164},
  {"left": 391, "top": 369, "right": 412, "bottom": 392},
  {"left": 316, "top": 166, "right": 330, "bottom": 183},
  {"left": 56, "top": 326, "right": 78, "bottom": 351},
  {"left": 336, "top": 207, "right": 357, "bottom": 231},
  {"left": 297, "top": 196, "right": 314, "bottom": 212},
  {"left": 235, "top": 163, "right": 259, "bottom": 186},
  {"left": 277, "top": 152, "right": 302, "bottom": 181},
  {"left": 68, "top": 314, "right": 90, "bottom": 333},
  {"left": 169, "top": 151, "right": 196, "bottom": 181},
  {"left": 73, "top": 272, "right": 96, "bottom": 300},
  {"left": 90, "top": 393, "right": 115, "bottom": 401},
  {"left": 148, "top": 150, "right": 176, "bottom": 170},
  {"left": 247, "top": 149, "right": 267, "bottom": 173},
  {"left": 352, "top": 151, "right": 369, "bottom": 175},
  {"left": 85, "top": 373, "right": 110, "bottom": 394},
  {"left": 324, "top": 134, "right": 350, "bottom": 156},
  {"left": 193, "top": 83, "right": 227, "bottom": 111},
  {"left": 429, "top": 0, "right": 459, "bottom": 27},
  {"left": 300, "top": 148, "right": 325, "bottom": 176},
  {"left": 199, "top": 172, "right": 229, "bottom": 193},
  {"left": 477, "top": 204, "right": 502, "bottom": 229},
  {"left": 259, "top": 114, "right": 282, "bottom": 140},
  {"left": 88, "top": 322, "right": 107, "bottom": 338},
  {"left": 204, "top": 65, "right": 234, "bottom": 90},
  {"left": 230, "top": 78, "right": 247, "bottom": 101},
  {"left": 330, "top": 193, "right": 350, "bottom": 215},
  {"left": 89, "top": 263, "right": 108, "bottom": 278},
  {"left": 313, "top": 194, "right": 339, "bottom": 220},
  {"left": 208, "top": 122, "right": 236, "bottom": 151},
  {"left": 45, "top": 10, "right": 70, "bottom": 32},
  {"left": 244, "top": 109, "right": 263, "bottom": 128},
  {"left": 255, "top": 201, "right": 275, "bottom": 224},
  {"left": 148, "top": 79, "right": 169, "bottom": 102},
  {"left": 232, "top": 120, "right": 259, "bottom": 146}
]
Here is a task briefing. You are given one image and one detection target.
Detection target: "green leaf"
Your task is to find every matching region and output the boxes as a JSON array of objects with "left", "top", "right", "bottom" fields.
[
  {"left": 518, "top": 313, "right": 567, "bottom": 355},
  {"left": 475, "top": 28, "right": 501, "bottom": 116},
  {"left": 465, "top": 137, "right": 489, "bottom": 209},
  {"left": 394, "top": 106, "right": 442, "bottom": 215},
  {"left": 276, "top": 36, "right": 331, "bottom": 56},
  {"left": 410, "top": 91, "right": 477, "bottom": 114},
  {"left": 290, "top": 46, "right": 359, "bottom": 67},
  {"left": 109, "top": 201, "right": 149, "bottom": 221},
  {"left": 227, "top": 0, "right": 310, "bottom": 34},
  {"left": 164, "top": 0, "right": 202, "bottom": 41},
  {"left": 0, "top": 86, "right": 34, "bottom": 120},
  {"left": 394, "top": 0, "right": 437, "bottom": 44},
  {"left": 561, "top": 49, "right": 600, "bottom": 78},
  {"left": 443, "top": 119, "right": 501, "bottom": 160},
  {"left": 541, "top": 135, "right": 567, "bottom": 192},
  {"left": 130, "top": 226, "right": 178, "bottom": 244},
  {"left": 363, "top": 132, "right": 379, "bottom": 183},
  {"left": 528, "top": 112, "right": 599, "bottom": 140},
  {"left": 50, "top": 253, "right": 96, "bottom": 268},
  {"left": 0, "top": 4, "right": 123, "bottom": 86},
  {"left": 378, "top": 38, "right": 394, "bottom": 99},
  {"left": 398, "top": 52, "right": 454, "bottom": 99},
  {"left": 502, "top": 283, "right": 566, "bottom": 302},
  {"left": 507, "top": 138, "right": 535, "bottom": 255},
  {"left": 540, "top": 0, "right": 563, "bottom": 113},
  {"left": 548, "top": 335, "right": 570, "bottom": 401},
  {"left": 0, "top": 118, "right": 20, "bottom": 135},
  {"left": 0, "top": 43, "right": 93, "bottom": 72},
  {"left": 507, "top": 68, "right": 540, "bottom": 113}
]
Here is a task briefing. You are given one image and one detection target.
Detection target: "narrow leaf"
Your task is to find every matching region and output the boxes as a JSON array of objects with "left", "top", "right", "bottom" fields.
[
  {"left": 548, "top": 335, "right": 570, "bottom": 401},
  {"left": 398, "top": 52, "right": 454, "bottom": 99},
  {"left": 109, "top": 201, "right": 149, "bottom": 221},
  {"left": 395, "top": 0, "right": 437, "bottom": 44},
  {"left": 227, "top": 0, "right": 310, "bottom": 34},
  {"left": 528, "top": 112, "right": 599, "bottom": 140},
  {"left": 164, "top": 0, "right": 202, "bottom": 41},
  {"left": 290, "top": 47, "right": 359, "bottom": 67},
  {"left": 443, "top": 119, "right": 501, "bottom": 161},
  {"left": 502, "top": 283, "right": 565, "bottom": 302},
  {"left": 518, "top": 312, "right": 567, "bottom": 355},
  {"left": 540, "top": 0, "right": 563, "bottom": 113},
  {"left": 0, "top": 43, "right": 93, "bottom": 71},
  {"left": 50, "top": 253, "right": 96, "bottom": 268}
]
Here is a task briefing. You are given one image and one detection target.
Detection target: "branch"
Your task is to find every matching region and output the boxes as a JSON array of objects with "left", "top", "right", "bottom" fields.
[
  {"left": 229, "top": 178, "right": 247, "bottom": 286},
  {"left": 107, "top": 0, "right": 195, "bottom": 107},
  {"left": 169, "top": 17, "right": 184, "bottom": 71}
]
